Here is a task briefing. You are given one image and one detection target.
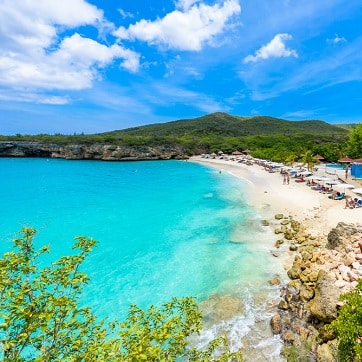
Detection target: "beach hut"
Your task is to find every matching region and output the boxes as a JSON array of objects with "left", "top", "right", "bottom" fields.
[{"left": 232, "top": 150, "right": 242, "bottom": 156}]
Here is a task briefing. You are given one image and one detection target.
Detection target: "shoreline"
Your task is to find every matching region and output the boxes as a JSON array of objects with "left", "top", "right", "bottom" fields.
[
  {"left": 190, "top": 156, "right": 362, "bottom": 235},
  {"left": 190, "top": 155, "right": 362, "bottom": 360}
]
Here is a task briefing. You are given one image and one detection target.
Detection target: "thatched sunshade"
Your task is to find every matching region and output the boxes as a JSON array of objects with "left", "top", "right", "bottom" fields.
[
  {"left": 338, "top": 157, "right": 354, "bottom": 163},
  {"left": 232, "top": 150, "right": 242, "bottom": 155},
  {"left": 314, "top": 154, "right": 325, "bottom": 160}
]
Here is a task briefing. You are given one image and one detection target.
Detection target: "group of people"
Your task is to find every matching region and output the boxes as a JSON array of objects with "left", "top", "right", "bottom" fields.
[{"left": 345, "top": 197, "right": 361, "bottom": 209}]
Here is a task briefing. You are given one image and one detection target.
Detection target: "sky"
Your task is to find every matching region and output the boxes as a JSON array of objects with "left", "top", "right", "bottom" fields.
[{"left": 0, "top": 0, "right": 362, "bottom": 135}]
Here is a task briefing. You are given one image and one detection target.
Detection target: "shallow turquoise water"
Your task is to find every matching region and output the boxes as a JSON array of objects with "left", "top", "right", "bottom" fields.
[{"left": 0, "top": 158, "right": 284, "bottom": 359}]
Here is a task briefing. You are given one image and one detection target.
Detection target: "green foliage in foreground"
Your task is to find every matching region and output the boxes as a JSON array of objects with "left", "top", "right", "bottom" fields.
[
  {"left": 329, "top": 279, "right": 362, "bottom": 362},
  {"left": 0, "top": 227, "right": 242, "bottom": 361}
]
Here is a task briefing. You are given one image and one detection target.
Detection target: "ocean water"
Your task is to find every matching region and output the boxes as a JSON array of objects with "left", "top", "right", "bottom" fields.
[{"left": 0, "top": 158, "right": 285, "bottom": 360}]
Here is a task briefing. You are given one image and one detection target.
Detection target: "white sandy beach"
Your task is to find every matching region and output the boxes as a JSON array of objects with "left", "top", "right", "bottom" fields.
[{"left": 190, "top": 156, "right": 362, "bottom": 236}]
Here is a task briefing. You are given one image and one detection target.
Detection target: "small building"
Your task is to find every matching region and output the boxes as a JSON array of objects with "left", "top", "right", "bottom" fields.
[{"left": 351, "top": 162, "right": 362, "bottom": 179}]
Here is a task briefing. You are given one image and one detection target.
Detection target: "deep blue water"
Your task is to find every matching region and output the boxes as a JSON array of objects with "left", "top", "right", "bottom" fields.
[{"left": 0, "top": 158, "right": 284, "bottom": 358}]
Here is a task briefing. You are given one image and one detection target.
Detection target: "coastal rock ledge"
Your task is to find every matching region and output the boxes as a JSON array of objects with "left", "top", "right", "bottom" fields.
[
  {"left": 0, "top": 141, "right": 189, "bottom": 161},
  {"left": 270, "top": 218, "right": 362, "bottom": 361}
]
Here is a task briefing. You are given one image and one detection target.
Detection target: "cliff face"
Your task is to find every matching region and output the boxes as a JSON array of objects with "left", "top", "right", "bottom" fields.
[{"left": 0, "top": 141, "right": 188, "bottom": 161}]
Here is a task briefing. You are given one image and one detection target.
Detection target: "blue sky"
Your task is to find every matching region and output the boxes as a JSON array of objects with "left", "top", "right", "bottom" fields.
[{"left": 1, "top": 0, "right": 361, "bottom": 135}]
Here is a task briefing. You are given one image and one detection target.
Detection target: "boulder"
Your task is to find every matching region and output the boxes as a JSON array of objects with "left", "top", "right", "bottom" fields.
[
  {"left": 287, "top": 264, "right": 302, "bottom": 279},
  {"left": 270, "top": 313, "right": 282, "bottom": 334},
  {"left": 300, "top": 287, "right": 315, "bottom": 302},
  {"left": 290, "top": 220, "right": 301, "bottom": 232},
  {"left": 318, "top": 325, "right": 336, "bottom": 343},
  {"left": 309, "top": 270, "right": 340, "bottom": 322},
  {"left": 269, "top": 277, "right": 281, "bottom": 285},
  {"left": 281, "top": 330, "right": 295, "bottom": 343},
  {"left": 278, "top": 300, "right": 289, "bottom": 310},
  {"left": 284, "top": 229, "right": 295, "bottom": 240},
  {"left": 289, "top": 244, "right": 298, "bottom": 251},
  {"left": 326, "top": 222, "right": 359, "bottom": 250},
  {"left": 317, "top": 343, "right": 336, "bottom": 362}
]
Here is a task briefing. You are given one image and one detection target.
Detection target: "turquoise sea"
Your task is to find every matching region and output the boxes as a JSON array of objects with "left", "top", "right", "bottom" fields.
[{"left": 0, "top": 158, "right": 285, "bottom": 360}]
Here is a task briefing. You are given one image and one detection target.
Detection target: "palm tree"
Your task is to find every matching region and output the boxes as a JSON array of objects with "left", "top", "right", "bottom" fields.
[{"left": 301, "top": 150, "right": 317, "bottom": 171}]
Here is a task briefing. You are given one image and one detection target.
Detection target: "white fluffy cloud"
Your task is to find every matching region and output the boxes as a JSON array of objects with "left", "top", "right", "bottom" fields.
[
  {"left": 243, "top": 33, "right": 298, "bottom": 63},
  {"left": 0, "top": 0, "right": 140, "bottom": 103},
  {"left": 113, "top": 0, "right": 241, "bottom": 51}
]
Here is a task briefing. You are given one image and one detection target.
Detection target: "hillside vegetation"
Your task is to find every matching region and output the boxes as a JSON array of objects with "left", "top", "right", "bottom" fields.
[
  {"left": 111, "top": 112, "right": 346, "bottom": 137},
  {"left": 0, "top": 112, "right": 352, "bottom": 162}
]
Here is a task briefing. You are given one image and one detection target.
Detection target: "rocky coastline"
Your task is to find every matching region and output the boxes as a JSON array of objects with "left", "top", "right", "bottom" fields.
[
  {"left": 269, "top": 215, "right": 362, "bottom": 361},
  {"left": 0, "top": 141, "right": 189, "bottom": 161}
]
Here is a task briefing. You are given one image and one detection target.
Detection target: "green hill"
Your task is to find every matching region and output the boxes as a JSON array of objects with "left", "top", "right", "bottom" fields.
[
  {"left": 104, "top": 112, "right": 347, "bottom": 138},
  {"left": 0, "top": 112, "right": 351, "bottom": 162}
]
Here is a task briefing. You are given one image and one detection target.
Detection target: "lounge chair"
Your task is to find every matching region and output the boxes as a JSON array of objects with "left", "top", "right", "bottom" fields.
[
  {"left": 328, "top": 192, "right": 345, "bottom": 200},
  {"left": 295, "top": 177, "right": 305, "bottom": 183},
  {"left": 335, "top": 192, "right": 345, "bottom": 200}
]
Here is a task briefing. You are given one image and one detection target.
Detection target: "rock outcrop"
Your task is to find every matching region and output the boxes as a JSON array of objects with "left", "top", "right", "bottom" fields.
[
  {"left": 268, "top": 215, "right": 362, "bottom": 360},
  {"left": 0, "top": 141, "right": 189, "bottom": 161}
]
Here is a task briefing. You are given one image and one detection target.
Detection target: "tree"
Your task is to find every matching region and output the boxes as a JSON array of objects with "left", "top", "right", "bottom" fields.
[
  {"left": 345, "top": 123, "right": 362, "bottom": 159},
  {"left": 300, "top": 150, "right": 317, "bottom": 171},
  {"left": 329, "top": 279, "right": 362, "bottom": 362},
  {"left": 0, "top": 227, "right": 242, "bottom": 361}
]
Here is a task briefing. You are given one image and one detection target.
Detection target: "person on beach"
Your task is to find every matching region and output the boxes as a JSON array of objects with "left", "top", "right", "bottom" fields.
[
  {"left": 345, "top": 168, "right": 348, "bottom": 180},
  {"left": 287, "top": 174, "right": 290, "bottom": 184},
  {"left": 283, "top": 174, "right": 286, "bottom": 184},
  {"left": 345, "top": 197, "right": 357, "bottom": 209},
  {"left": 330, "top": 191, "right": 341, "bottom": 200}
]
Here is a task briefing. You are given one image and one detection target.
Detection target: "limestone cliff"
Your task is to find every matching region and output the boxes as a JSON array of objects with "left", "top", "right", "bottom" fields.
[{"left": 0, "top": 141, "right": 188, "bottom": 161}]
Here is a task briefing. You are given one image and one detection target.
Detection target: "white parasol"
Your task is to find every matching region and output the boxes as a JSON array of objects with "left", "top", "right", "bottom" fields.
[
  {"left": 335, "top": 183, "right": 356, "bottom": 193},
  {"left": 306, "top": 175, "right": 324, "bottom": 180},
  {"left": 335, "top": 183, "right": 356, "bottom": 189},
  {"left": 325, "top": 180, "right": 339, "bottom": 185},
  {"left": 352, "top": 187, "right": 362, "bottom": 195}
]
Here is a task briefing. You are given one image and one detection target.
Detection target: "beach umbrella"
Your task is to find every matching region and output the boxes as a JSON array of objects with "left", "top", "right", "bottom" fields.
[
  {"left": 325, "top": 180, "right": 339, "bottom": 185},
  {"left": 306, "top": 175, "right": 322, "bottom": 180},
  {"left": 352, "top": 188, "right": 362, "bottom": 195},
  {"left": 335, "top": 183, "right": 355, "bottom": 189},
  {"left": 314, "top": 154, "right": 325, "bottom": 161},
  {"left": 334, "top": 183, "right": 355, "bottom": 193},
  {"left": 299, "top": 171, "right": 313, "bottom": 176}
]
